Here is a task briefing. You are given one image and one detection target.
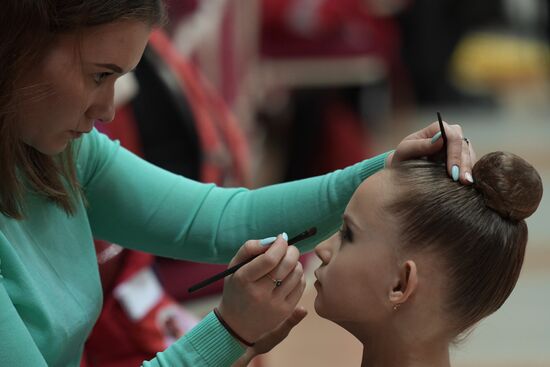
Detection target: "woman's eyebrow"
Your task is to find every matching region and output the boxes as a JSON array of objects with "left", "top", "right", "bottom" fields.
[{"left": 94, "top": 63, "right": 123, "bottom": 74}]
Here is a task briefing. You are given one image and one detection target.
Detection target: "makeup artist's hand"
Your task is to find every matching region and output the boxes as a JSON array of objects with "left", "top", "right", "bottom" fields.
[
  {"left": 231, "top": 307, "right": 308, "bottom": 367},
  {"left": 385, "top": 120, "right": 477, "bottom": 185},
  {"left": 217, "top": 234, "right": 306, "bottom": 345}
]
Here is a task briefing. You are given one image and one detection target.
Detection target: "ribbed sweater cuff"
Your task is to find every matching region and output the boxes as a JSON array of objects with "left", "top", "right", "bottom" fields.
[
  {"left": 357, "top": 151, "right": 393, "bottom": 181},
  {"left": 187, "top": 311, "right": 245, "bottom": 366}
]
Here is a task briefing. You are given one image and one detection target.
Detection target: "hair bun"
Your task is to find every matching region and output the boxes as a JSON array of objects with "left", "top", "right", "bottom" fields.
[{"left": 472, "top": 152, "right": 543, "bottom": 221}]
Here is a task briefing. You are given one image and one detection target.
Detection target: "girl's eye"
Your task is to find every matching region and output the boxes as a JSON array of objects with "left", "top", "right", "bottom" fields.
[
  {"left": 338, "top": 224, "right": 353, "bottom": 243},
  {"left": 93, "top": 72, "right": 112, "bottom": 84}
]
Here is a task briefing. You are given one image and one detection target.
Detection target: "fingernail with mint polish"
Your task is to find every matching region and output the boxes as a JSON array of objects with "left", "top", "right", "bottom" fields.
[
  {"left": 431, "top": 131, "right": 442, "bottom": 144},
  {"left": 259, "top": 236, "right": 277, "bottom": 246},
  {"left": 465, "top": 172, "right": 474, "bottom": 184},
  {"left": 452, "top": 165, "right": 460, "bottom": 182},
  {"left": 282, "top": 232, "right": 289, "bottom": 241}
]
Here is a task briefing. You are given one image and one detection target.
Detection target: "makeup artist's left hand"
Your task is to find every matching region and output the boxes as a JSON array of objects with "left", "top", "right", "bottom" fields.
[
  {"left": 385, "top": 120, "right": 477, "bottom": 185},
  {"left": 231, "top": 307, "right": 308, "bottom": 367}
]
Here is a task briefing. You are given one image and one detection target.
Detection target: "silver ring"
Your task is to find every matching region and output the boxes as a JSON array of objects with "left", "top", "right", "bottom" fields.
[
  {"left": 267, "top": 274, "right": 283, "bottom": 287},
  {"left": 463, "top": 137, "right": 470, "bottom": 145}
]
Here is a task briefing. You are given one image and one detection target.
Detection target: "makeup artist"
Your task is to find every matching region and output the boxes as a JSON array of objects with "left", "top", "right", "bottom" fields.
[{"left": 0, "top": 1, "right": 476, "bottom": 366}]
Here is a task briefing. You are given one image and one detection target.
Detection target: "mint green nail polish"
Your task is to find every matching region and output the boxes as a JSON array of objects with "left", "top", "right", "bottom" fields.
[
  {"left": 431, "top": 131, "right": 442, "bottom": 144},
  {"left": 282, "top": 232, "right": 288, "bottom": 241},
  {"left": 259, "top": 236, "right": 277, "bottom": 246},
  {"left": 452, "top": 165, "right": 460, "bottom": 182}
]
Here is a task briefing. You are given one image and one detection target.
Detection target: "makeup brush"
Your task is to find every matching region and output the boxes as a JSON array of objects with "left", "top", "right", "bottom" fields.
[
  {"left": 188, "top": 227, "right": 318, "bottom": 293},
  {"left": 437, "top": 112, "right": 448, "bottom": 159}
]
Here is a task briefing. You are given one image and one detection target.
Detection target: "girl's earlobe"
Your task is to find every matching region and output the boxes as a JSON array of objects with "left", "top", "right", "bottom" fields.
[{"left": 389, "top": 260, "right": 418, "bottom": 307}]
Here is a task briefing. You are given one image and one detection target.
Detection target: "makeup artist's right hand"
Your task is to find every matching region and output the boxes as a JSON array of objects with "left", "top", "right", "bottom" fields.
[
  {"left": 386, "top": 120, "right": 477, "bottom": 185},
  {"left": 217, "top": 234, "right": 306, "bottom": 345}
]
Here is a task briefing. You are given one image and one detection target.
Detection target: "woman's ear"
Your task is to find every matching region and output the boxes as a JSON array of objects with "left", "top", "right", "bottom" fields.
[{"left": 388, "top": 260, "right": 418, "bottom": 306}]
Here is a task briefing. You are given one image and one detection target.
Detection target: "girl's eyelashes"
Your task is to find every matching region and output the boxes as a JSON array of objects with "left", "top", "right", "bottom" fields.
[
  {"left": 93, "top": 72, "right": 113, "bottom": 84},
  {"left": 338, "top": 223, "right": 353, "bottom": 243}
]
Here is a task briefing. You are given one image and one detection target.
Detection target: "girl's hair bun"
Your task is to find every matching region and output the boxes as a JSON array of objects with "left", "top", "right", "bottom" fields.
[{"left": 472, "top": 152, "right": 543, "bottom": 221}]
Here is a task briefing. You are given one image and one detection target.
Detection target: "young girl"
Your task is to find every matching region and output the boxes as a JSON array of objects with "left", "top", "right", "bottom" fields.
[
  {"left": 0, "top": 0, "right": 475, "bottom": 365},
  {"left": 312, "top": 151, "right": 542, "bottom": 367}
]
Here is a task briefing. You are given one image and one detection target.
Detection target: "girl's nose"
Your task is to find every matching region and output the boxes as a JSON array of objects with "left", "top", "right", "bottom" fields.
[{"left": 314, "top": 235, "right": 335, "bottom": 265}]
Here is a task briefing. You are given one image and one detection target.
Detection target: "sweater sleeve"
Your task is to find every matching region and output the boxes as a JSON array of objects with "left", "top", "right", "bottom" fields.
[
  {"left": 0, "top": 282, "right": 49, "bottom": 366},
  {"left": 142, "top": 312, "right": 244, "bottom": 367},
  {"left": 78, "top": 128, "right": 390, "bottom": 263}
]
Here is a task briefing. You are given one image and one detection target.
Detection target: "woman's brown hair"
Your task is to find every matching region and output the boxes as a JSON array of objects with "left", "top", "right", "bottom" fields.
[
  {"left": 0, "top": 0, "right": 165, "bottom": 219},
  {"left": 388, "top": 152, "right": 543, "bottom": 335}
]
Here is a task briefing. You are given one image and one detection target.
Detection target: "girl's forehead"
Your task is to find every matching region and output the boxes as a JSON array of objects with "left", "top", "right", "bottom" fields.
[
  {"left": 346, "top": 170, "right": 399, "bottom": 237},
  {"left": 351, "top": 170, "right": 393, "bottom": 212}
]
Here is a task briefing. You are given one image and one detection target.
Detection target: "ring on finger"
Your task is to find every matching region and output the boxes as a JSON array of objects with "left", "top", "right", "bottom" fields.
[{"left": 267, "top": 274, "right": 283, "bottom": 287}]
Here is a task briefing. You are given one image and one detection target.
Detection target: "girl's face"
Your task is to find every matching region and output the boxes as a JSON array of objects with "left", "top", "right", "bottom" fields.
[
  {"left": 314, "top": 170, "right": 401, "bottom": 327},
  {"left": 15, "top": 20, "right": 151, "bottom": 155}
]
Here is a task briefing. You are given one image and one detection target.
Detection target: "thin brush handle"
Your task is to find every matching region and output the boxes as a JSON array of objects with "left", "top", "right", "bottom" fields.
[
  {"left": 437, "top": 112, "right": 448, "bottom": 152},
  {"left": 188, "top": 227, "right": 317, "bottom": 293}
]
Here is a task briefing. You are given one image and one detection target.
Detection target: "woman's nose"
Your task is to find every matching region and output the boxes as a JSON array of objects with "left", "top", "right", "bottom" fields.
[
  {"left": 99, "top": 105, "right": 115, "bottom": 123},
  {"left": 94, "top": 98, "right": 115, "bottom": 123},
  {"left": 88, "top": 85, "right": 116, "bottom": 123}
]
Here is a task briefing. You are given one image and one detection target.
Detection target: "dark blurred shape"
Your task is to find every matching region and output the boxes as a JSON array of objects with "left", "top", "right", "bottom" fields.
[
  {"left": 398, "top": 0, "right": 504, "bottom": 104},
  {"left": 258, "top": 0, "right": 404, "bottom": 182}
]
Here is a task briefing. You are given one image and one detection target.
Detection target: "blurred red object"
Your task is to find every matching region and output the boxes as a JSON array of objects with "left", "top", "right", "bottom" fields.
[{"left": 261, "top": 0, "right": 403, "bottom": 65}]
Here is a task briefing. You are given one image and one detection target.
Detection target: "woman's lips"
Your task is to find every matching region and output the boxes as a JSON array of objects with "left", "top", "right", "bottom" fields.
[
  {"left": 69, "top": 127, "right": 93, "bottom": 139},
  {"left": 69, "top": 131, "right": 83, "bottom": 139}
]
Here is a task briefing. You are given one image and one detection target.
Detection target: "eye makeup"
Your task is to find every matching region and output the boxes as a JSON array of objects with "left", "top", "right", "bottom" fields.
[{"left": 339, "top": 224, "right": 353, "bottom": 242}]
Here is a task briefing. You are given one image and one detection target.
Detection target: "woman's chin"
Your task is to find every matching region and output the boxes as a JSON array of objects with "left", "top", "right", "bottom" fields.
[{"left": 30, "top": 137, "right": 70, "bottom": 156}]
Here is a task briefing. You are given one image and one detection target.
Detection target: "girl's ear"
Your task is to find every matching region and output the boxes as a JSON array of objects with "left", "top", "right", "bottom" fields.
[{"left": 388, "top": 260, "right": 418, "bottom": 306}]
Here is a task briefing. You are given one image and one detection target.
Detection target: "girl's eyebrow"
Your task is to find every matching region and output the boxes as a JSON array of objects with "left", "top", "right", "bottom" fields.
[{"left": 343, "top": 213, "right": 362, "bottom": 231}]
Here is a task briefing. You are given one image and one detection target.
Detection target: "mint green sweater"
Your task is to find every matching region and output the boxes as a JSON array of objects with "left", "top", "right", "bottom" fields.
[{"left": 0, "top": 129, "right": 389, "bottom": 366}]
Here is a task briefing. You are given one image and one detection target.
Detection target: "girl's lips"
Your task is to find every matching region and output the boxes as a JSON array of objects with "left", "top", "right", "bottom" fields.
[
  {"left": 313, "top": 269, "right": 322, "bottom": 291},
  {"left": 314, "top": 269, "right": 321, "bottom": 283}
]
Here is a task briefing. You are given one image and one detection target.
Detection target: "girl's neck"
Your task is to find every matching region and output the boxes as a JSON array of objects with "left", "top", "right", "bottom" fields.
[{"left": 359, "top": 332, "right": 451, "bottom": 367}]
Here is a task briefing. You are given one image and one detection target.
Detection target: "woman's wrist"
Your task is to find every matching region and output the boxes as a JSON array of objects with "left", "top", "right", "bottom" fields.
[
  {"left": 385, "top": 150, "right": 396, "bottom": 168},
  {"left": 213, "top": 307, "right": 256, "bottom": 347},
  {"left": 231, "top": 349, "right": 256, "bottom": 367}
]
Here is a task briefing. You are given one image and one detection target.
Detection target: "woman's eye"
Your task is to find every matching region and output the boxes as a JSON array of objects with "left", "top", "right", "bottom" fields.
[{"left": 93, "top": 72, "right": 112, "bottom": 84}]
